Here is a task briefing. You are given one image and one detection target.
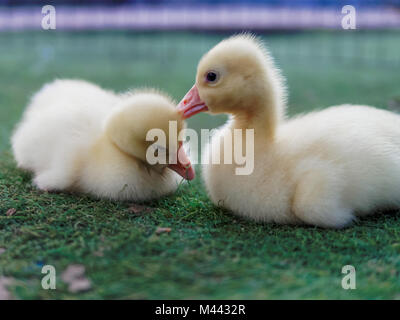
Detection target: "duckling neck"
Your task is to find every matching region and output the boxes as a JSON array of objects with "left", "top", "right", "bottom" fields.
[
  {"left": 231, "top": 95, "right": 282, "bottom": 142},
  {"left": 231, "top": 63, "right": 286, "bottom": 141},
  {"left": 93, "top": 133, "right": 141, "bottom": 168}
]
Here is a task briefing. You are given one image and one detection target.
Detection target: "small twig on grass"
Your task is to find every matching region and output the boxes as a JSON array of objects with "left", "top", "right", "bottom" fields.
[
  {"left": 155, "top": 227, "right": 172, "bottom": 235},
  {"left": 128, "top": 204, "right": 154, "bottom": 216}
]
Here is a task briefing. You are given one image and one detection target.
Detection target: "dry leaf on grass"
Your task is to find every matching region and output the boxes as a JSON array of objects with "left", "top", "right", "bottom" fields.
[
  {"left": 61, "top": 264, "right": 91, "bottom": 293},
  {"left": 61, "top": 264, "right": 85, "bottom": 282},
  {"left": 93, "top": 245, "right": 110, "bottom": 257},
  {"left": 0, "top": 277, "right": 14, "bottom": 300},
  {"left": 128, "top": 204, "right": 154, "bottom": 216},
  {"left": 93, "top": 248, "right": 104, "bottom": 257},
  {"left": 156, "top": 227, "right": 172, "bottom": 235},
  {"left": 68, "top": 278, "right": 91, "bottom": 293},
  {"left": 6, "top": 208, "right": 16, "bottom": 216}
]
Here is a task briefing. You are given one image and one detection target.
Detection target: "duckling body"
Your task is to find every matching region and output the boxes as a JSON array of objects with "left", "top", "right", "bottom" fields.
[
  {"left": 12, "top": 79, "right": 194, "bottom": 201},
  {"left": 178, "top": 35, "right": 400, "bottom": 228},
  {"left": 203, "top": 105, "right": 400, "bottom": 228}
]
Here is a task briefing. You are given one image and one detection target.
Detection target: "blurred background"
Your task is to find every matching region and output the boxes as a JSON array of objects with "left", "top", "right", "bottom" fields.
[{"left": 0, "top": 0, "right": 399, "bottom": 151}]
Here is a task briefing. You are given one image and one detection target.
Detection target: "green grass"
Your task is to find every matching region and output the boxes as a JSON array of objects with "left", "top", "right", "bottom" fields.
[{"left": 1, "top": 30, "right": 400, "bottom": 299}]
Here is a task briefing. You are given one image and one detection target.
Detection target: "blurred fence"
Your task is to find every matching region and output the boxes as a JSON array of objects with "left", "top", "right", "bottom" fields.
[
  {"left": 1, "top": 0, "right": 400, "bottom": 7},
  {"left": 0, "top": 3, "right": 399, "bottom": 69},
  {"left": 1, "top": 4, "right": 400, "bottom": 30}
]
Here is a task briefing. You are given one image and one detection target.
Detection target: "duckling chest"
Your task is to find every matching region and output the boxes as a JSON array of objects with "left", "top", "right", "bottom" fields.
[{"left": 202, "top": 149, "right": 294, "bottom": 219}]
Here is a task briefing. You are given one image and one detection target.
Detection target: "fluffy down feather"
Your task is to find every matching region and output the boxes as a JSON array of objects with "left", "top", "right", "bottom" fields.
[{"left": 12, "top": 79, "right": 194, "bottom": 201}]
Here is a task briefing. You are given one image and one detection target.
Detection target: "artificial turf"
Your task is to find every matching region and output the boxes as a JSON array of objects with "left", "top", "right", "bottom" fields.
[{"left": 0, "top": 31, "right": 400, "bottom": 299}]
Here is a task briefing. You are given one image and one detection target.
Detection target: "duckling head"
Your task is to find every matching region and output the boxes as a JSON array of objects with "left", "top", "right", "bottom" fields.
[
  {"left": 177, "top": 34, "right": 286, "bottom": 130},
  {"left": 105, "top": 91, "right": 195, "bottom": 180}
]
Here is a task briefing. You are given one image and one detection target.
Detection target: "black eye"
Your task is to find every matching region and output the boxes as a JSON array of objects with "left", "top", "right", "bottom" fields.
[{"left": 206, "top": 71, "right": 219, "bottom": 83}]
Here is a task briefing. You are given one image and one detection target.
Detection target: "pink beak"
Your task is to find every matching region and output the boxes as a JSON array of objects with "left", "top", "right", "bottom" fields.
[
  {"left": 167, "top": 142, "right": 195, "bottom": 181},
  {"left": 177, "top": 85, "right": 209, "bottom": 119}
]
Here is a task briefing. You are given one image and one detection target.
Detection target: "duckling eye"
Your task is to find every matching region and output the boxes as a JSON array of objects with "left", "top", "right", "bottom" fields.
[{"left": 205, "top": 71, "right": 219, "bottom": 83}]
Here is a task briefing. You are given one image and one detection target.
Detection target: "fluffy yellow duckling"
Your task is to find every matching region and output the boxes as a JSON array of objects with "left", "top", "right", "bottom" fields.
[
  {"left": 12, "top": 79, "right": 195, "bottom": 201},
  {"left": 178, "top": 34, "right": 400, "bottom": 228}
]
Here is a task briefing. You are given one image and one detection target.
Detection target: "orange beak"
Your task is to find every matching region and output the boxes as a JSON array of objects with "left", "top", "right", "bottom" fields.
[
  {"left": 167, "top": 142, "right": 195, "bottom": 180},
  {"left": 177, "top": 85, "right": 209, "bottom": 119}
]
